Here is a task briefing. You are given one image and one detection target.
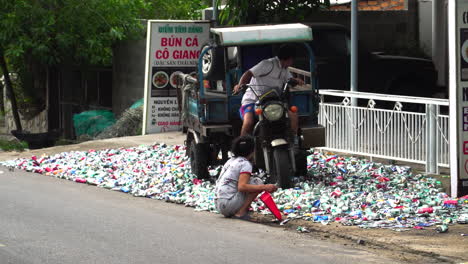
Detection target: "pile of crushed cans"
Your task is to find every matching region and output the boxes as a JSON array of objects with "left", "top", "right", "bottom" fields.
[{"left": 1, "top": 143, "right": 467, "bottom": 231}]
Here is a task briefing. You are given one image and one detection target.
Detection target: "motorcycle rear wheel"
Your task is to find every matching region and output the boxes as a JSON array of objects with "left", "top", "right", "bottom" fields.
[{"left": 272, "top": 146, "right": 292, "bottom": 189}]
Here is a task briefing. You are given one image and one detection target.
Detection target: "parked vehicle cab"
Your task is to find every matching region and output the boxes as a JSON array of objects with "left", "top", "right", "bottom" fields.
[{"left": 182, "top": 23, "right": 325, "bottom": 188}]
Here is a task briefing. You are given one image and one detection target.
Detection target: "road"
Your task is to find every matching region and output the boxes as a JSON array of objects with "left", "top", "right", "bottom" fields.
[{"left": 0, "top": 168, "right": 396, "bottom": 264}]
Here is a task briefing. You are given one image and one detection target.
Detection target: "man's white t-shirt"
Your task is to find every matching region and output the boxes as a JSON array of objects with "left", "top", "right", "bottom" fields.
[
  {"left": 215, "top": 156, "right": 253, "bottom": 200},
  {"left": 241, "top": 56, "right": 293, "bottom": 106}
]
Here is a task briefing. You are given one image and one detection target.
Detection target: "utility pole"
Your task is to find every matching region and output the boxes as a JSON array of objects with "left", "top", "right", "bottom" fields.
[
  {"left": 351, "top": 0, "right": 358, "bottom": 104},
  {"left": 212, "top": 0, "right": 218, "bottom": 27}
]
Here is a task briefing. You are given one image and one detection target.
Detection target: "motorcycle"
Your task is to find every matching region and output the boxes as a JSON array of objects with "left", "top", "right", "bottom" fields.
[{"left": 239, "top": 79, "right": 306, "bottom": 189}]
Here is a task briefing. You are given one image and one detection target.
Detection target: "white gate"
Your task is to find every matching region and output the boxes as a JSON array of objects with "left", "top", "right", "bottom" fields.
[
  {"left": 289, "top": 66, "right": 449, "bottom": 174},
  {"left": 317, "top": 90, "right": 449, "bottom": 174}
]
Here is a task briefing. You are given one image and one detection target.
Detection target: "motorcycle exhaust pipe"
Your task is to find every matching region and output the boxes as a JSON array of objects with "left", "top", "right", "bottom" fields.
[
  {"left": 263, "top": 147, "right": 271, "bottom": 172},
  {"left": 289, "top": 146, "right": 297, "bottom": 174}
]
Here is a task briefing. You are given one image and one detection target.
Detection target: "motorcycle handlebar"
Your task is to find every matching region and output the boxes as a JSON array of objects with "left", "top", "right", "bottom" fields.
[
  {"left": 174, "top": 72, "right": 197, "bottom": 85},
  {"left": 287, "top": 78, "right": 298, "bottom": 87},
  {"left": 184, "top": 75, "right": 197, "bottom": 84},
  {"left": 232, "top": 84, "right": 248, "bottom": 95}
]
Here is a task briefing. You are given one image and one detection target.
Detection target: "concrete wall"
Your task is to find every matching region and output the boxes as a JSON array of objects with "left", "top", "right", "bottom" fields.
[
  {"left": 418, "top": 0, "right": 433, "bottom": 56},
  {"left": 4, "top": 95, "right": 48, "bottom": 133},
  {"left": 112, "top": 39, "right": 147, "bottom": 117}
]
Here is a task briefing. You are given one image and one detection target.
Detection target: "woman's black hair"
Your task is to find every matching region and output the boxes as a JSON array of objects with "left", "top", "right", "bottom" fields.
[{"left": 231, "top": 135, "right": 255, "bottom": 157}]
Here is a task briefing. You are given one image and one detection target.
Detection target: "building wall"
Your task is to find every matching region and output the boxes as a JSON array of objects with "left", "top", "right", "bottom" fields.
[
  {"left": 307, "top": 0, "right": 418, "bottom": 54},
  {"left": 330, "top": 0, "right": 407, "bottom": 11},
  {"left": 113, "top": 2, "right": 421, "bottom": 118},
  {"left": 112, "top": 39, "right": 147, "bottom": 117}
]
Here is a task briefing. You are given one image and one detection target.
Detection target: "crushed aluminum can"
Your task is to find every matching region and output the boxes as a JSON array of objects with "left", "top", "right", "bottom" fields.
[
  {"left": 296, "top": 226, "right": 311, "bottom": 233},
  {"left": 435, "top": 224, "right": 448, "bottom": 233},
  {"left": 280, "top": 218, "right": 291, "bottom": 225},
  {"left": 457, "top": 214, "right": 468, "bottom": 224}
]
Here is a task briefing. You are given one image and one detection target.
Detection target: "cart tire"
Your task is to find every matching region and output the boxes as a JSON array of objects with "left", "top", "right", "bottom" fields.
[
  {"left": 185, "top": 133, "right": 191, "bottom": 158},
  {"left": 294, "top": 148, "right": 308, "bottom": 176},
  {"left": 272, "top": 146, "right": 292, "bottom": 189},
  {"left": 189, "top": 140, "right": 210, "bottom": 179},
  {"left": 201, "top": 44, "right": 225, "bottom": 80}
]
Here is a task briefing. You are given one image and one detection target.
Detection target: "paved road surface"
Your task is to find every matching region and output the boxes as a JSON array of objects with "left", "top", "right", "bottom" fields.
[{"left": 0, "top": 168, "right": 396, "bottom": 264}]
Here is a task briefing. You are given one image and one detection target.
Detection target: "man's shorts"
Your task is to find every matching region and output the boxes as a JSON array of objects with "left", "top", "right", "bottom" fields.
[
  {"left": 239, "top": 103, "right": 255, "bottom": 120},
  {"left": 215, "top": 177, "right": 263, "bottom": 217}
]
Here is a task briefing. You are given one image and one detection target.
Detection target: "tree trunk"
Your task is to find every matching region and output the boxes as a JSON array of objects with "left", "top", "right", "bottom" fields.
[
  {"left": 0, "top": 49, "right": 23, "bottom": 131},
  {"left": 0, "top": 81, "right": 4, "bottom": 114}
]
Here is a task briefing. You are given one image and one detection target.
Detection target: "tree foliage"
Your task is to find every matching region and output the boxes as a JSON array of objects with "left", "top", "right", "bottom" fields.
[
  {"left": 0, "top": 0, "right": 208, "bottom": 68},
  {"left": 218, "top": 0, "right": 330, "bottom": 25},
  {"left": 0, "top": 0, "right": 150, "bottom": 67},
  {"left": 144, "top": 0, "right": 209, "bottom": 20},
  {"left": 0, "top": 0, "right": 206, "bottom": 131}
]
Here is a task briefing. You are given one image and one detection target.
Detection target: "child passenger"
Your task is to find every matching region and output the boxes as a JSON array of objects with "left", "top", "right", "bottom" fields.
[{"left": 215, "top": 135, "right": 278, "bottom": 220}]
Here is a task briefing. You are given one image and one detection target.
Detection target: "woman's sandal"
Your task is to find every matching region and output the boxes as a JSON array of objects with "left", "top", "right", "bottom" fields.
[{"left": 232, "top": 214, "right": 252, "bottom": 221}]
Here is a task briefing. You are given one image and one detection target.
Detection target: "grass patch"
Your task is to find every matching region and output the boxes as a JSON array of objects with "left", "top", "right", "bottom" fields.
[
  {"left": 53, "top": 138, "right": 77, "bottom": 146},
  {"left": 0, "top": 138, "right": 28, "bottom": 151}
]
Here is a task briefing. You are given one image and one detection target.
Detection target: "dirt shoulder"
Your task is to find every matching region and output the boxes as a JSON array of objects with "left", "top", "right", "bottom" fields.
[
  {"left": 1, "top": 132, "right": 467, "bottom": 263},
  {"left": 249, "top": 214, "right": 468, "bottom": 263},
  {"left": 0, "top": 132, "right": 186, "bottom": 162}
]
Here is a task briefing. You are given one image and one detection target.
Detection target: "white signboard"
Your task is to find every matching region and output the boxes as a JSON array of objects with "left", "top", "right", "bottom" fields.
[
  {"left": 450, "top": 0, "right": 468, "bottom": 197},
  {"left": 143, "top": 20, "right": 210, "bottom": 134}
]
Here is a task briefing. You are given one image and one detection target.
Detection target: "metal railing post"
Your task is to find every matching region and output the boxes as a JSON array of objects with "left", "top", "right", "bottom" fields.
[{"left": 426, "top": 104, "right": 438, "bottom": 174}]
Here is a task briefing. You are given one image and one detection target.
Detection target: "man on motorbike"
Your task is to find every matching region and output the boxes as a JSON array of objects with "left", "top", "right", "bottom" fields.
[{"left": 233, "top": 44, "right": 304, "bottom": 137}]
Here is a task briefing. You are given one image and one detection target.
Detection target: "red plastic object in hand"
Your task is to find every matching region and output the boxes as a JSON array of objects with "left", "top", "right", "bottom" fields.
[{"left": 260, "top": 192, "right": 282, "bottom": 221}]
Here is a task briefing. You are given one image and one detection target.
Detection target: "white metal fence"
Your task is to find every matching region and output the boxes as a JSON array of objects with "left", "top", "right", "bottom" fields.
[{"left": 317, "top": 90, "right": 449, "bottom": 174}]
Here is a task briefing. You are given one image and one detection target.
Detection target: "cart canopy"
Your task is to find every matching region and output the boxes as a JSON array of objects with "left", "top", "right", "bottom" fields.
[{"left": 210, "top": 23, "right": 313, "bottom": 46}]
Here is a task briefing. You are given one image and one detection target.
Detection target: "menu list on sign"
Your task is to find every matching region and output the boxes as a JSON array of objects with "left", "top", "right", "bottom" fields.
[{"left": 149, "top": 98, "right": 180, "bottom": 133}]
